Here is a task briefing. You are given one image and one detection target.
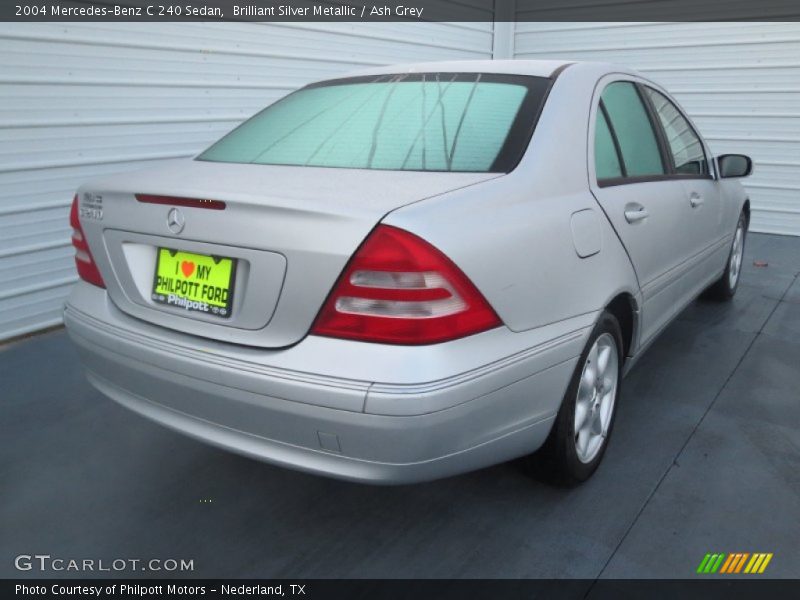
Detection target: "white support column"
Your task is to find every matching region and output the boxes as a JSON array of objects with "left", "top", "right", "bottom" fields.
[{"left": 492, "top": 0, "right": 516, "bottom": 59}]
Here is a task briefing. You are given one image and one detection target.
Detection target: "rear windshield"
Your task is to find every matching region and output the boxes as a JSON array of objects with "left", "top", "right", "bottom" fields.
[{"left": 197, "top": 73, "right": 551, "bottom": 173}]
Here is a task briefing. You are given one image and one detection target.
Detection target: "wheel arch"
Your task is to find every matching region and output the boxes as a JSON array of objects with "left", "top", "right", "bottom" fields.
[
  {"left": 743, "top": 197, "right": 751, "bottom": 229},
  {"left": 604, "top": 292, "right": 639, "bottom": 360}
]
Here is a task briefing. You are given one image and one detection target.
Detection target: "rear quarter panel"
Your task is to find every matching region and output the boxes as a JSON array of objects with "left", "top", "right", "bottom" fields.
[{"left": 384, "top": 64, "right": 641, "bottom": 336}]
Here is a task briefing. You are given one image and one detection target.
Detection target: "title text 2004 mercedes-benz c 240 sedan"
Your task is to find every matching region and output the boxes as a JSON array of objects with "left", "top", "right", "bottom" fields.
[{"left": 64, "top": 60, "right": 752, "bottom": 484}]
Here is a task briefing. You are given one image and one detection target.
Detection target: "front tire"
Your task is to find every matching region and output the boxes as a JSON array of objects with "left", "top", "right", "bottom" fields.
[
  {"left": 531, "top": 311, "right": 623, "bottom": 485},
  {"left": 706, "top": 211, "right": 747, "bottom": 301}
]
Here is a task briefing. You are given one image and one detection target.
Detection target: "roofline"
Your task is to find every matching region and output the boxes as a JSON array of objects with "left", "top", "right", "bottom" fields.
[{"left": 333, "top": 59, "right": 579, "bottom": 81}]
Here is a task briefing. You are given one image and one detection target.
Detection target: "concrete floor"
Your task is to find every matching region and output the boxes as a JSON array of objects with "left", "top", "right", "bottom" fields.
[{"left": 2, "top": 233, "right": 798, "bottom": 580}]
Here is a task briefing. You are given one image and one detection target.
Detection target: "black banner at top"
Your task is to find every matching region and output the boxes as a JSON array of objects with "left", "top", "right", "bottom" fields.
[{"left": 3, "top": 0, "right": 800, "bottom": 22}]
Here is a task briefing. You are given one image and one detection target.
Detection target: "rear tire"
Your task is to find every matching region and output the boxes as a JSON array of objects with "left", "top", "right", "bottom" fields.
[
  {"left": 706, "top": 211, "right": 746, "bottom": 301},
  {"left": 529, "top": 311, "right": 623, "bottom": 486}
]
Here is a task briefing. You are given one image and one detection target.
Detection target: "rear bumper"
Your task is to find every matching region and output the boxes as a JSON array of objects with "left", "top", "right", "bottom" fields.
[{"left": 64, "top": 283, "right": 592, "bottom": 484}]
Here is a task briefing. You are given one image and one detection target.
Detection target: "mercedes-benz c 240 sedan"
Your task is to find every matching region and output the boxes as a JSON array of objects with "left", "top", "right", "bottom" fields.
[{"left": 64, "top": 60, "right": 752, "bottom": 484}]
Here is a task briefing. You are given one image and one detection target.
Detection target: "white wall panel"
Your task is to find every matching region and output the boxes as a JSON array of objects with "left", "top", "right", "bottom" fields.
[
  {"left": 0, "top": 19, "right": 493, "bottom": 341},
  {"left": 6, "top": 18, "right": 798, "bottom": 341},
  {"left": 515, "top": 21, "right": 800, "bottom": 237}
]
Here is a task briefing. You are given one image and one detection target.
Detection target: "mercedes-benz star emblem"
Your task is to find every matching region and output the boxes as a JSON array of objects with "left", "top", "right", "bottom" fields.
[{"left": 167, "top": 208, "right": 185, "bottom": 234}]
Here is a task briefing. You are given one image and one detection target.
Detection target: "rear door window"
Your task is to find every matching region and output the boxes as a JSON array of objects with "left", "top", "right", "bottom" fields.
[
  {"left": 599, "top": 82, "right": 666, "bottom": 178},
  {"left": 595, "top": 108, "right": 624, "bottom": 179}
]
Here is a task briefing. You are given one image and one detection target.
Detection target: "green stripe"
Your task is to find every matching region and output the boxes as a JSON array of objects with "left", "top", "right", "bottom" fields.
[
  {"left": 697, "top": 554, "right": 712, "bottom": 573},
  {"left": 705, "top": 554, "right": 718, "bottom": 573},
  {"left": 710, "top": 554, "right": 727, "bottom": 573}
]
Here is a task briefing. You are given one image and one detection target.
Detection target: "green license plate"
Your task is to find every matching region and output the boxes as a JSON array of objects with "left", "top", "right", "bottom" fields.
[{"left": 152, "top": 248, "right": 236, "bottom": 318}]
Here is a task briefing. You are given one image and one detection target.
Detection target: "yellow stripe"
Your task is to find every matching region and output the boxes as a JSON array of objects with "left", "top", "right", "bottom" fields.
[
  {"left": 734, "top": 553, "right": 749, "bottom": 573},
  {"left": 720, "top": 554, "right": 736, "bottom": 574},
  {"left": 744, "top": 554, "right": 759, "bottom": 573},
  {"left": 758, "top": 553, "right": 773, "bottom": 574},
  {"left": 750, "top": 554, "right": 766, "bottom": 573}
]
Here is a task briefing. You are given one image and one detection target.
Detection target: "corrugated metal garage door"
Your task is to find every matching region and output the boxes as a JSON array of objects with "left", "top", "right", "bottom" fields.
[
  {"left": 514, "top": 21, "right": 800, "bottom": 237},
  {"left": 0, "top": 20, "right": 493, "bottom": 342}
]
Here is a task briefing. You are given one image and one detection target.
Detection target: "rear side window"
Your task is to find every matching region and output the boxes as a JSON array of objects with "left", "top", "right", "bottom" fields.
[
  {"left": 198, "top": 73, "right": 551, "bottom": 173},
  {"left": 644, "top": 87, "right": 708, "bottom": 176},
  {"left": 599, "top": 82, "right": 665, "bottom": 178},
  {"left": 595, "top": 108, "right": 623, "bottom": 179}
]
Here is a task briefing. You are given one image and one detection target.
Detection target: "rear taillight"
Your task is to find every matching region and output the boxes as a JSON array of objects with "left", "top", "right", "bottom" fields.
[
  {"left": 311, "top": 225, "right": 501, "bottom": 345},
  {"left": 70, "top": 194, "right": 105, "bottom": 288}
]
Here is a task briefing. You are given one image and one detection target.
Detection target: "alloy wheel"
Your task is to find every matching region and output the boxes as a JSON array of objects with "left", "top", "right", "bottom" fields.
[
  {"left": 574, "top": 333, "right": 619, "bottom": 464},
  {"left": 728, "top": 222, "right": 745, "bottom": 289}
]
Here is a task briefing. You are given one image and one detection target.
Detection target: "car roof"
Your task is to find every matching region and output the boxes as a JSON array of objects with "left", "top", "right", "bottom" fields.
[{"left": 333, "top": 59, "right": 628, "bottom": 81}]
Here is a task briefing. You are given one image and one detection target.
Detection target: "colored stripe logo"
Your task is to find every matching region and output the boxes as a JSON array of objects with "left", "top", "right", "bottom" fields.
[{"left": 697, "top": 552, "right": 773, "bottom": 574}]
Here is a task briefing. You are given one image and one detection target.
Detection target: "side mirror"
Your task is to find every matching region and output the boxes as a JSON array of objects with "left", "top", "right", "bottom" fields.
[{"left": 718, "top": 154, "right": 753, "bottom": 178}]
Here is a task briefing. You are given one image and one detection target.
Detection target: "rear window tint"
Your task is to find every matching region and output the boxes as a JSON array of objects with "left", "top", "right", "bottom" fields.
[{"left": 198, "top": 73, "right": 551, "bottom": 173}]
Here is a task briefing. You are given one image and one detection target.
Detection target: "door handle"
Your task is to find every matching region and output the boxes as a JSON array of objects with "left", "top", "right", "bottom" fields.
[
  {"left": 689, "top": 193, "right": 704, "bottom": 208},
  {"left": 624, "top": 206, "right": 649, "bottom": 223}
]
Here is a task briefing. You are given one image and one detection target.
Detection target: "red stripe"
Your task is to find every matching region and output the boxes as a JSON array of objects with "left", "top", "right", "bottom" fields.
[{"left": 135, "top": 194, "right": 226, "bottom": 210}]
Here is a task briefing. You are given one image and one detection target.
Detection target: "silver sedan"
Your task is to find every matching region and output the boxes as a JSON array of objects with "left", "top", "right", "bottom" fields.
[{"left": 64, "top": 60, "right": 752, "bottom": 484}]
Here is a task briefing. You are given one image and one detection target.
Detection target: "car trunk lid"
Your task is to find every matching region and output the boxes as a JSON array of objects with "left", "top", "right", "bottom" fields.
[{"left": 77, "top": 159, "right": 500, "bottom": 348}]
